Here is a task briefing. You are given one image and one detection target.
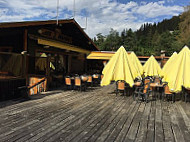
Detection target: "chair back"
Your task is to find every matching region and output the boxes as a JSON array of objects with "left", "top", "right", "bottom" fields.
[
  {"left": 101, "top": 74, "right": 104, "bottom": 80},
  {"left": 117, "top": 81, "right": 125, "bottom": 90},
  {"left": 143, "top": 83, "right": 150, "bottom": 94},
  {"left": 65, "top": 77, "right": 71, "bottom": 85},
  {"left": 87, "top": 76, "right": 92, "bottom": 82},
  {"left": 164, "top": 85, "right": 172, "bottom": 94},
  {"left": 144, "top": 79, "right": 150, "bottom": 84},
  {"left": 75, "top": 77, "right": 81, "bottom": 86}
]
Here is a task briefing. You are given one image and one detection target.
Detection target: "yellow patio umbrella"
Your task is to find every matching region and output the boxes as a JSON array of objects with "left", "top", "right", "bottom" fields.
[
  {"left": 161, "top": 52, "right": 177, "bottom": 77},
  {"left": 101, "top": 46, "right": 139, "bottom": 87},
  {"left": 143, "top": 55, "right": 161, "bottom": 77},
  {"left": 36, "top": 53, "right": 55, "bottom": 71},
  {"left": 129, "top": 51, "right": 143, "bottom": 77},
  {"left": 2, "top": 54, "right": 22, "bottom": 76},
  {"left": 164, "top": 46, "right": 190, "bottom": 93}
]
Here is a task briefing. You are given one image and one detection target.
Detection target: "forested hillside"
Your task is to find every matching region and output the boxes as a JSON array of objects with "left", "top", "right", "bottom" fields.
[{"left": 93, "top": 6, "right": 190, "bottom": 56}]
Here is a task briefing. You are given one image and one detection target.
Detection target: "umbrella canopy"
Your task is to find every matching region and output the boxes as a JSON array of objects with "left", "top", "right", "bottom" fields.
[
  {"left": 101, "top": 46, "right": 138, "bottom": 87},
  {"left": 36, "top": 53, "right": 55, "bottom": 71},
  {"left": 2, "top": 54, "right": 22, "bottom": 76},
  {"left": 161, "top": 52, "right": 177, "bottom": 77},
  {"left": 143, "top": 55, "right": 161, "bottom": 77},
  {"left": 129, "top": 51, "right": 143, "bottom": 77},
  {"left": 164, "top": 46, "right": 190, "bottom": 92}
]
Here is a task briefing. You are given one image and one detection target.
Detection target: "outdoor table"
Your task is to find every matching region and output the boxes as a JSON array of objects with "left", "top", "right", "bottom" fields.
[
  {"left": 134, "top": 82, "right": 141, "bottom": 87},
  {"left": 81, "top": 76, "right": 88, "bottom": 82},
  {"left": 150, "top": 83, "right": 164, "bottom": 99}
]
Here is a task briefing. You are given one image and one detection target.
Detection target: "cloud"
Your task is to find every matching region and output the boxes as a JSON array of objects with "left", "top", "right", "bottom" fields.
[
  {"left": 0, "top": 0, "right": 185, "bottom": 37},
  {"left": 166, "top": 0, "right": 175, "bottom": 3},
  {"left": 134, "top": 1, "right": 183, "bottom": 18}
]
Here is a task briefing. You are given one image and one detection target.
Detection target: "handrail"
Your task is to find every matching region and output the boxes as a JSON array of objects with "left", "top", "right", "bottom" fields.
[{"left": 28, "top": 77, "right": 46, "bottom": 89}]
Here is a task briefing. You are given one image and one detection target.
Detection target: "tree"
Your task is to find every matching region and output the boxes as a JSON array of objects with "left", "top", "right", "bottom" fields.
[
  {"left": 94, "top": 33, "right": 105, "bottom": 50},
  {"left": 178, "top": 6, "right": 190, "bottom": 46}
]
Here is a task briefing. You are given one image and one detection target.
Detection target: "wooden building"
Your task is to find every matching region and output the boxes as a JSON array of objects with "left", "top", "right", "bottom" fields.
[{"left": 0, "top": 19, "right": 98, "bottom": 99}]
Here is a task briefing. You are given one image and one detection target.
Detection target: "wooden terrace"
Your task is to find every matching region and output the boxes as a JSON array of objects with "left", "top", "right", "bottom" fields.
[{"left": 0, "top": 84, "right": 190, "bottom": 142}]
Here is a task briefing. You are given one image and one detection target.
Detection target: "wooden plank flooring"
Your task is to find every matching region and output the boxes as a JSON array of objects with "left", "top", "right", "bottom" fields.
[{"left": 1, "top": 84, "right": 190, "bottom": 142}]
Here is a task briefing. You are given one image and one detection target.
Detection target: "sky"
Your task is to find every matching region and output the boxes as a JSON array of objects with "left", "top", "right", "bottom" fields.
[{"left": 0, "top": 0, "right": 189, "bottom": 38}]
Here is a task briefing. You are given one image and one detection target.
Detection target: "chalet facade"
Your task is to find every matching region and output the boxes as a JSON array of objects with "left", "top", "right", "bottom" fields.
[{"left": 0, "top": 19, "right": 98, "bottom": 100}]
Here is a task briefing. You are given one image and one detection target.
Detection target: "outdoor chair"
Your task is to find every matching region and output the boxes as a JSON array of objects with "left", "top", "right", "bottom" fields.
[
  {"left": 162, "top": 82, "right": 175, "bottom": 102},
  {"left": 182, "top": 86, "right": 190, "bottom": 102},
  {"left": 101, "top": 74, "right": 104, "bottom": 80},
  {"left": 136, "top": 82, "right": 152, "bottom": 103},
  {"left": 74, "top": 77, "right": 86, "bottom": 91},
  {"left": 65, "top": 76, "right": 72, "bottom": 90},
  {"left": 116, "top": 80, "right": 126, "bottom": 96},
  {"left": 92, "top": 74, "right": 100, "bottom": 85},
  {"left": 152, "top": 77, "right": 163, "bottom": 99},
  {"left": 87, "top": 75, "right": 93, "bottom": 87},
  {"left": 133, "top": 80, "right": 143, "bottom": 101}
]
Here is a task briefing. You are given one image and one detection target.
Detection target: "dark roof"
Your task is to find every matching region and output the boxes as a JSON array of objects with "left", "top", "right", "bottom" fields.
[{"left": 0, "top": 19, "right": 99, "bottom": 51}]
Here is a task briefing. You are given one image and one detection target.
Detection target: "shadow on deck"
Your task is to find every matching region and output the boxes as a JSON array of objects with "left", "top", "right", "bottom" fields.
[{"left": 0, "top": 84, "right": 190, "bottom": 142}]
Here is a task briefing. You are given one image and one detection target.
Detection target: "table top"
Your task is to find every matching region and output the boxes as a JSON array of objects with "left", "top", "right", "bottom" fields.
[
  {"left": 134, "top": 82, "right": 141, "bottom": 86},
  {"left": 150, "top": 83, "right": 163, "bottom": 87}
]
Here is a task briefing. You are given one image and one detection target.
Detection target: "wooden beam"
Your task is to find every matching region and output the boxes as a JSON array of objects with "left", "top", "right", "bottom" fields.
[
  {"left": 0, "top": 19, "right": 74, "bottom": 28},
  {"left": 35, "top": 49, "right": 79, "bottom": 56},
  {"left": 38, "top": 38, "right": 91, "bottom": 54}
]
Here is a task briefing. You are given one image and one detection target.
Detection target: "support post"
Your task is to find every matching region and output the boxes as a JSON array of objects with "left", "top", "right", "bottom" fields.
[
  {"left": 46, "top": 54, "right": 51, "bottom": 91},
  {"left": 23, "top": 29, "right": 28, "bottom": 51}
]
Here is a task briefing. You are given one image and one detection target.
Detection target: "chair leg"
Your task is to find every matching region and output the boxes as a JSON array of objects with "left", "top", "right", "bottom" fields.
[
  {"left": 162, "top": 92, "right": 165, "bottom": 101},
  {"left": 185, "top": 92, "right": 187, "bottom": 103},
  {"left": 124, "top": 89, "right": 126, "bottom": 96},
  {"left": 133, "top": 93, "right": 136, "bottom": 101},
  {"left": 172, "top": 94, "right": 175, "bottom": 103}
]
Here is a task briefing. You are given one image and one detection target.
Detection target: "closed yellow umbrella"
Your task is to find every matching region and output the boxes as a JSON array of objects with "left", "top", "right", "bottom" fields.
[
  {"left": 164, "top": 46, "right": 190, "bottom": 92},
  {"left": 143, "top": 55, "right": 161, "bottom": 77},
  {"left": 36, "top": 53, "right": 55, "bottom": 71},
  {"left": 101, "top": 46, "right": 138, "bottom": 87},
  {"left": 161, "top": 52, "right": 177, "bottom": 77},
  {"left": 2, "top": 54, "right": 22, "bottom": 76},
  {"left": 129, "top": 51, "right": 143, "bottom": 77}
]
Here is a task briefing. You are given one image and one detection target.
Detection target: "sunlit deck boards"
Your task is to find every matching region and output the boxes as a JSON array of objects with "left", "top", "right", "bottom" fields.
[{"left": 1, "top": 84, "right": 190, "bottom": 142}]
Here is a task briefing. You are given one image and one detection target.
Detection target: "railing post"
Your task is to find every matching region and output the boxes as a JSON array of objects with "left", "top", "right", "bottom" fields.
[
  {"left": 46, "top": 54, "right": 51, "bottom": 91},
  {"left": 21, "top": 51, "right": 28, "bottom": 86}
]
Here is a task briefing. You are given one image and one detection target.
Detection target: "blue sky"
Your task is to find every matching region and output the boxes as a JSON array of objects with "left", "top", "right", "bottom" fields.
[{"left": 0, "top": 0, "right": 189, "bottom": 37}]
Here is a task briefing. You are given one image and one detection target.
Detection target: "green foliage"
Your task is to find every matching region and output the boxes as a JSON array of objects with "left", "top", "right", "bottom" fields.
[
  {"left": 178, "top": 6, "right": 190, "bottom": 47},
  {"left": 93, "top": 8, "right": 189, "bottom": 56}
]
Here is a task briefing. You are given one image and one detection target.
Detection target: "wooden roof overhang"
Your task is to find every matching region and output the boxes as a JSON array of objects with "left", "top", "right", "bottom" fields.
[
  {"left": 87, "top": 51, "right": 169, "bottom": 60},
  {"left": 0, "top": 19, "right": 99, "bottom": 53}
]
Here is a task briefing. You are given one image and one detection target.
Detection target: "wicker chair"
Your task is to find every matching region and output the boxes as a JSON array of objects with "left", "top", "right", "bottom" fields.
[
  {"left": 137, "top": 82, "right": 152, "bottom": 103},
  {"left": 87, "top": 75, "right": 93, "bottom": 87},
  {"left": 162, "top": 82, "right": 175, "bottom": 102},
  {"left": 65, "top": 76, "right": 72, "bottom": 90},
  {"left": 74, "top": 77, "right": 86, "bottom": 91},
  {"left": 116, "top": 80, "right": 126, "bottom": 96}
]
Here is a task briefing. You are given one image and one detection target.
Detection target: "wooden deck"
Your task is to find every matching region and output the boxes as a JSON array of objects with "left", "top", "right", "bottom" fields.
[{"left": 1, "top": 84, "right": 190, "bottom": 142}]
